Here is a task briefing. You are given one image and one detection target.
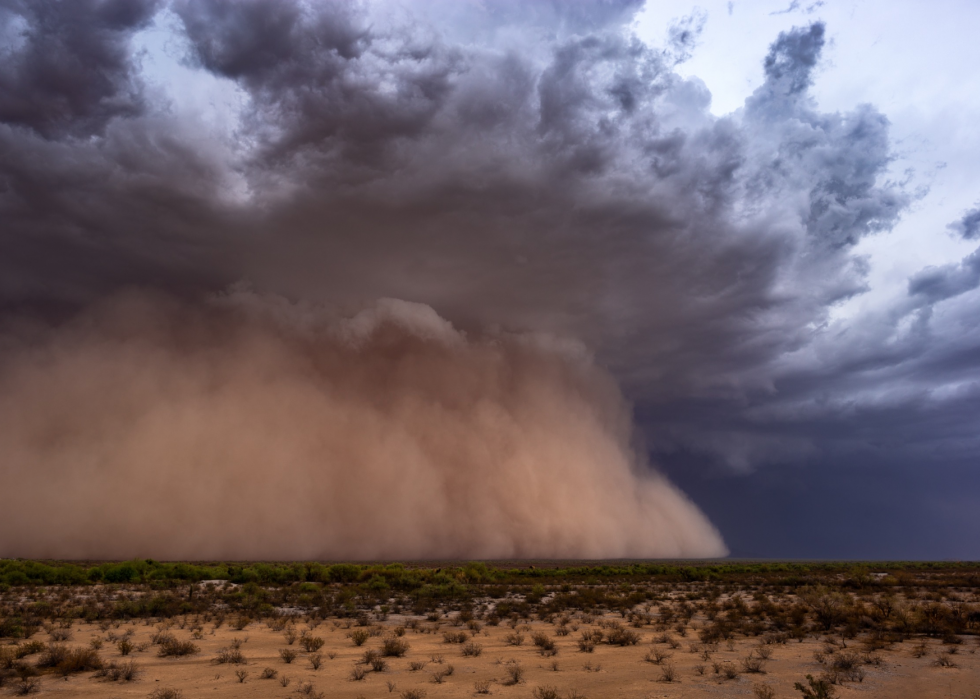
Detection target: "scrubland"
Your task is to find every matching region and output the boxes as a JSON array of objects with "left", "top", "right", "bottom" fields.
[{"left": 1, "top": 560, "right": 979, "bottom": 698}]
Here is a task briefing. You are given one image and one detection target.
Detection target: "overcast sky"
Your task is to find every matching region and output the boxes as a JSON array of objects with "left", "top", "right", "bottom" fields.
[{"left": 1, "top": 0, "right": 978, "bottom": 559}]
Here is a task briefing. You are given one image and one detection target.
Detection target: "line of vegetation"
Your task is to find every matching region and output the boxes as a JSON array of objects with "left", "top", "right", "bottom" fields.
[{"left": 2, "top": 559, "right": 978, "bottom": 589}]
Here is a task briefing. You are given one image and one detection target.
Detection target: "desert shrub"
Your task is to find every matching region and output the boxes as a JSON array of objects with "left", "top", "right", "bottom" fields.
[
  {"left": 607, "top": 626, "right": 640, "bottom": 646},
  {"left": 401, "top": 690, "right": 427, "bottom": 699},
  {"left": 382, "top": 637, "right": 410, "bottom": 657},
  {"left": 280, "top": 648, "right": 298, "bottom": 663},
  {"left": 284, "top": 628, "right": 297, "bottom": 645},
  {"left": 577, "top": 630, "right": 602, "bottom": 652},
  {"left": 232, "top": 615, "right": 251, "bottom": 631},
  {"left": 235, "top": 669, "right": 248, "bottom": 683},
  {"left": 37, "top": 644, "right": 103, "bottom": 675},
  {"left": 503, "top": 663, "right": 525, "bottom": 685},
  {"left": 659, "top": 663, "right": 677, "bottom": 682},
  {"left": 266, "top": 616, "right": 288, "bottom": 632},
  {"left": 741, "top": 655, "right": 767, "bottom": 673},
  {"left": 461, "top": 642, "right": 483, "bottom": 657},
  {"left": 48, "top": 628, "right": 72, "bottom": 642},
  {"left": 151, "top": 630, "right": 174, "bottom": 646},
  {"left": 11, "top": 661, "right": 38, "bottom": 680},
  {"left": 149, "top": 688, "right": 183, "bottom": 699},
  {"left": 350, "top": 665, "right": 367, "bottom": 681},
  {"left": 296, "top": 681, "right": 325, "bottom": 698},
  {"left": 61, "top": 646, "right": 103, "bottom": 675},
  {"left": 505, "top": 632, "right": 525, "bottom": 646},
  {"left": 431, "top": 664, "right": 455, "bottom": 683},
  {"left": 533, "top": 686, "right": 560, "bottom": 699},
  {"left": 300, "top": 635, "right": 325, "bottom": 652},
  {"left": 830, "top": 651, "right": 858, "bottom": 671},
  {"left": 309, "top": 652, "right": 323, "bottom": 670},
  {"left": 15, "top": 641, "right": 45, "bottom": 658},
  {"left": 279, "top": 674, "right": 291, "bottom": 687},
  {"left": 824, "top": 651, "right": 864, "bottom": 683},
  {"left": 443, "top": 630, "right": 468, "bottom": 644},
  {"left": 694, "top": 663, "right": 705, "bottom": 675},
  {"left": 754, "top": 684, "right": 776, "bottom": 699},
  {"left": 159, "top": 638, "right": 199, "bottom": 658},
  {"left": 794, "top": 674, "right": 837, "bottom": 699},
  {"left": 212, "top": 647, "right": 246, "bottom": 664},
  {"left": 644, "top": 648, "right": 671, "bottom": 665},
  {"left": 935, "top": 650, "right": 957, "bottom": 668},
  {"left": 15, "top": 676, "right": 41, "bottom": 695},
  {"left": 475, "top": 679, "right": 491, "bottom": 694},
  {"left": 118, "top": 639, "right": 133, "bottom": 656},
  {"left": 409, "top": 661, "right": 428, "bottom": 671},
  {"left": 98, "top": 659, "right": 140, "bottom": 681},
  {"left": 826, "top": 666, "right": 864, "bottom": 685},
  {"left": 349, "top": 629, "right": 370, "bottom": 646},
  {"left": 35, "top": 643, "right": 68, "bottom": 668},
  {"left": 260, "top": 666, "right": 278, "bottom": 679},
  {"left": 862, "top": 652, "right": 884, "bottom": 666},
  {"left": 530, "top": 632, "right": 555, "bottom": 654}
]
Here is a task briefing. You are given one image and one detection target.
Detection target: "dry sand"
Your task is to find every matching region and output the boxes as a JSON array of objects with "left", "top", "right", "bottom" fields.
[{"left": 8, "top": 614, "right": 978, "bottom": 698}]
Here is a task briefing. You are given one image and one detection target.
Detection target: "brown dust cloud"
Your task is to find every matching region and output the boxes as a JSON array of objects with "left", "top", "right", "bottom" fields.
[{"left": 0, "top": 289, "right": 726, "bottom": 560}]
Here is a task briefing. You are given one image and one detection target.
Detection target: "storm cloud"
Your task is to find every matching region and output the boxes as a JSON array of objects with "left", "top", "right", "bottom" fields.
[{"left": 0, "top": 0, "right": 977, "bottom": 558}]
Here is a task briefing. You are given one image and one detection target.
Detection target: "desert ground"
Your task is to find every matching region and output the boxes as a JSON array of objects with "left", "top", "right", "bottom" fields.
[{"left": 1, "top": 561, "right": 979, "bottom": 698}]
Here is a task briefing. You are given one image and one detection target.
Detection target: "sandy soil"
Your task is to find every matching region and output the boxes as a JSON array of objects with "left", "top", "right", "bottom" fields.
[{"left": 7, "top": 615, "right": 979, "bottom": 698}]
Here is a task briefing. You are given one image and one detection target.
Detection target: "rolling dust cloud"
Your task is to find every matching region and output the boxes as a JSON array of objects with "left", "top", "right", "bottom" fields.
[{"left": 0, "top": 289, "right": 726, "bottom": 560}]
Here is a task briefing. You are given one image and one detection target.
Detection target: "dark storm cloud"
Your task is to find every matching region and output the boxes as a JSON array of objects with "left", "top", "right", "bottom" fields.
[
  {"left": 0, "top": 6, "right": 907, "bottom": 436},
  {"left": 167, "top": 13, "right": 904, "bottom": 414},
  {"left": 0, "top": 0, "right": 160, "bottom": 139},
  {"left": 759, "top": 21, "right": 824, "bottom": 95},
  {"left": 1, "top": 1, "right": 977, "bottom": 556},
  {"left": 908, "top": 247, "right": 980, "bottom": 303},
  {"left": 949, "top": 203, "right": 980, "bottom": 240}
]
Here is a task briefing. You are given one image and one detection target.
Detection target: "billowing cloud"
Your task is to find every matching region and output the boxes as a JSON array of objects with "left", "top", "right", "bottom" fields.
[
  {"left": 0, "top": 0, "right": 160, "bottom": 138},
  {"left": 0, "top": 0, "right": 977, "bottom": 557},
  {"left": 0, "top": 290, "right": 725, "bottom": 560},
  {"left": 948, "top": 203, "right": 980, "bottom": 240}
]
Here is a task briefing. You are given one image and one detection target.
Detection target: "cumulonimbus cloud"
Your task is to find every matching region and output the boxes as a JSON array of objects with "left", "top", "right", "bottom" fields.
[
  {"left": 0, "top": 289, "right": 726, "bottom": 560},
  {"left": 4, "top": 0, "right": 977, "bottom": 558}
]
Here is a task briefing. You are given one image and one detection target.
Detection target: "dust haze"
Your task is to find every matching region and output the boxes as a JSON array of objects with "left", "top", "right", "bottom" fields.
[{"left": 0, "top": 290, "right": 726, "bottom": 560}]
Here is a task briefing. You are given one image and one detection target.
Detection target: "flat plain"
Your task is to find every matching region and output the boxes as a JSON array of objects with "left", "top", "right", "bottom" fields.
[{"left": 1, "top": 560, "right": 978, "bottom": 698}]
